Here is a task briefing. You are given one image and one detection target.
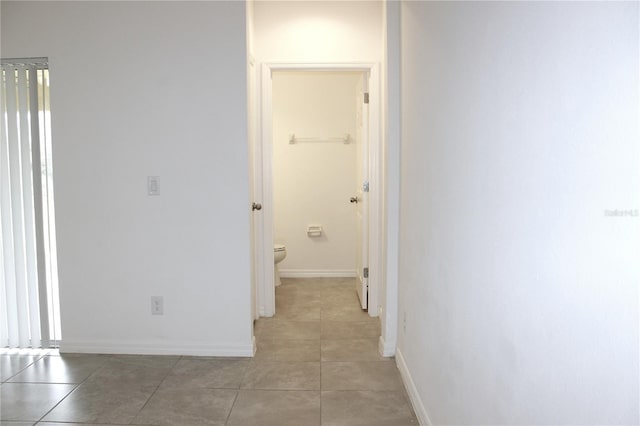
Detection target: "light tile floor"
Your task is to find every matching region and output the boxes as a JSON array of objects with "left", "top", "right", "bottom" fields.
[{"left": 0, "top": 278, "right": 417, "bottom": 425}]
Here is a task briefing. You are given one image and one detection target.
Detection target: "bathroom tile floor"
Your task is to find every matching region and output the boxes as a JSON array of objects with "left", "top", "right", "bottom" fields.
[{"left": 0, "top": 278, "right": 417, "bottom": 425}]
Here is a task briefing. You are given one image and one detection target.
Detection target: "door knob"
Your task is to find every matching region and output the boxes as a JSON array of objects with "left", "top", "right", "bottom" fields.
[
  {"left": 252, "top": 202, "right": 262, "bottom": 211},
  {"left": 350, "top": 197, "right": 358, "bottom": 204}
]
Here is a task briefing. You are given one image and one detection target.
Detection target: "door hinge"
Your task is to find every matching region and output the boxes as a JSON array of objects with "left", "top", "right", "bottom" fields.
[
  {"left": 363, "top": 92, "right": 369, "bottom": 104},
  {"left": 363, "top": 267, "right": 369, "bottom": 279},
  {"left": 363, "top": 181, "right": 369, "bottom": 192}
]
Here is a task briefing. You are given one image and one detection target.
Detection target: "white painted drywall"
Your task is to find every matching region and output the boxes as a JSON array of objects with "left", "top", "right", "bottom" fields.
[
  {"left": 1, "top": 1, "right": 253, "bottom": 355},
  {"left": 272, "top": 71, "right": 360, "bottom": 275},
  {"left": 253, "top": 1, "right": 382, "bottom": 63},
  {"left": 247, "top": 0, "right": 260, "bottom": 321},
  {"left": 379, "top": 0, "right": 401, "bottom": 357},
  {"left": 398, "top": 1, "right": 639, "bottom": 424}
]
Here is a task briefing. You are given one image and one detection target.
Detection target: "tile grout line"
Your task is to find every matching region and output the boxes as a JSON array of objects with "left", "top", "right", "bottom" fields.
[
  {"left": 34, "top": 353, "right": 116, "bottom": 424},
  {"left": 130, "top": 354, "right": 183, "bottom": 423},
  {"left": 36, "top": 382, "right": 94, "bottom": 423},
  {"left": 237, "top": 352, "right": 252, "bottom": 390},
  {"left": 1, "top": 349, "right": 48, "bottom": 383},
  {"left": 224, "top": 353, "right": 254, "bottom": 425},
  {"left": 320, "top": 313, "right": 324, "bottom": 426},
  {"left": 320, "top": 286, "right": 331, "bottom": 426},
  {"left": 224, "top": 388, "right": 241, "bottom": 426}
]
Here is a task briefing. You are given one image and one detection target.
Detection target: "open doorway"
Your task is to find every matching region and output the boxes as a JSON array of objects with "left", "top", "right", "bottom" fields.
[
  {"left": 271, "top": 70, "right": 368, "bottom": 312},
  {"left": 251, "top": 63, "right": 382, "bottom": 320}
]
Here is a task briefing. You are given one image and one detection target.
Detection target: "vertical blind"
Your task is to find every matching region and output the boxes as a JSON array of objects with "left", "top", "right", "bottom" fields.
[{"left": 0, "top": 60, "right": 52, "bottom": 348}]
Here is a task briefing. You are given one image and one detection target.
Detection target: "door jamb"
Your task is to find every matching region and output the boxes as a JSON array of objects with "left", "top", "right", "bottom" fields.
[{"left": 257, "top": 63, "right": 382, "bottom": 319}]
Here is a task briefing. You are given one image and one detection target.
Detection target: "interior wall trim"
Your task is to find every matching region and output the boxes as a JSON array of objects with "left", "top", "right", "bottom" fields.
[
  {"left": 60, "top": 340, "right": 255, "bottom": 357},
  {"left": 278, "top": 269, "right": 357, "bottom": 278},
  {"left": 378, "top": 334, "right": 396, "bottom": 357},
  {"left": 396, "top": 348, "right": 432, "bottom": 426}
]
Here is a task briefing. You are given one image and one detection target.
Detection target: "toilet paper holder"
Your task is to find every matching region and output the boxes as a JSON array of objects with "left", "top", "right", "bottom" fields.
[{"left": 307, "top": 225, "right": 323, "bottom": 237}]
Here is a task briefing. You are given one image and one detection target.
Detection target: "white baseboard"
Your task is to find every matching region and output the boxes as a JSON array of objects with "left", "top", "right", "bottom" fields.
[
  {"left": 396, "top": 348, "right": 432, "bottom": 426},
  {"left": 378, "top": 335, "right": 396, "bottom": 357},
  {"left": 60, "top": 339, "right": 255, "bottom": 357},
  {"left": 279, "top": 269, "right": 357, "bottom": 278}
]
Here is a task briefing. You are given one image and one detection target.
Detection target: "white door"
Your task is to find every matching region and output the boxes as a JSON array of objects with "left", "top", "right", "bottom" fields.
[
  {"left": 354, "top": 72, "right": 369, "bottom": 310},
  {"left": 248, "top": 58, "right": 263, "bottom": 320}
]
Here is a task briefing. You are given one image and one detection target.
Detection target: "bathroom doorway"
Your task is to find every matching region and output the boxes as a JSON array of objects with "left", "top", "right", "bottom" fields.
[
  {"left": 253, "top": 64, "right": 382, "bottom": 319},
  {"left": 272, "top": 71, "right": 362, "bottom": 282}
]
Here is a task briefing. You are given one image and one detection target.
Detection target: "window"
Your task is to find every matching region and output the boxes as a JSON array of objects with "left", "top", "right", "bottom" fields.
[{"left": 0, "top": 58, "right": 61, "bottom": 348}]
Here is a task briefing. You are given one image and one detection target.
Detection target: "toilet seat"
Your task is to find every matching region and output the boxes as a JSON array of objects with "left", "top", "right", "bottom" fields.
[{"left": 274, "top": 244, "right": 286, "bottom": 252}]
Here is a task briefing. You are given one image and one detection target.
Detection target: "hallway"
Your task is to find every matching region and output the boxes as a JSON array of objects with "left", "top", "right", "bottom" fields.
[
  {"left": 1, "top": 278, "right": 417, "bottom": 425},
  {"left": 251, "top": 277, "right": 418, "bottom": 424}
]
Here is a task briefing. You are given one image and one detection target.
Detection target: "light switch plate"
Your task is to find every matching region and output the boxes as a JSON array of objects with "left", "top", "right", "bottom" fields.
[{"left": 147, "top": 176, "right": 159, "bottom": 196}]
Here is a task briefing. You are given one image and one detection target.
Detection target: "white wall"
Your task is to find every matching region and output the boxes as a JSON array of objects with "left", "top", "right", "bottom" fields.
[
  {"left": 253, "top": 1, "right": 382, "bottom": 63},
  {"left": 272, "top": 72, "right": 360, "bottom": 276},
  {"left": 247, "top": 0, "right": 259, "bottom": 320},
  {"left": 1, "top": 1, "right": 253, "bottom": 356},
  {"left": 398, "top": 1, "right": 639, "bottom": 424},
  {"left": 379, "top": 0, "right": 401, "bottom": 357}
]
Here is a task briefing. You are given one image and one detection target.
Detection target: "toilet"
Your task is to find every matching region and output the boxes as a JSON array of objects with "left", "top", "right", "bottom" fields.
[{"left": 274, "top": 244, "right": 287, "bottom": 286}]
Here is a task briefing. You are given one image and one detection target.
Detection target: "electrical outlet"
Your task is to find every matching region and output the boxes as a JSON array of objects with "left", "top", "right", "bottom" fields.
[
  {"left": 151, "top": 296, "right": 163, "bottom": 315},
  {"left": 403, "top": 311, "right": 407, "bottom": 333}
]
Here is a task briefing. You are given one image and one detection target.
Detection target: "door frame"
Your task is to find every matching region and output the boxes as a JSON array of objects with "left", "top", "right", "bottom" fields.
[
  {"left": 255, "top": 62, "right": 382, "bottom": 318},
  {"left": 248, "top": 55, "right": 260, "bottom": 320}
]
